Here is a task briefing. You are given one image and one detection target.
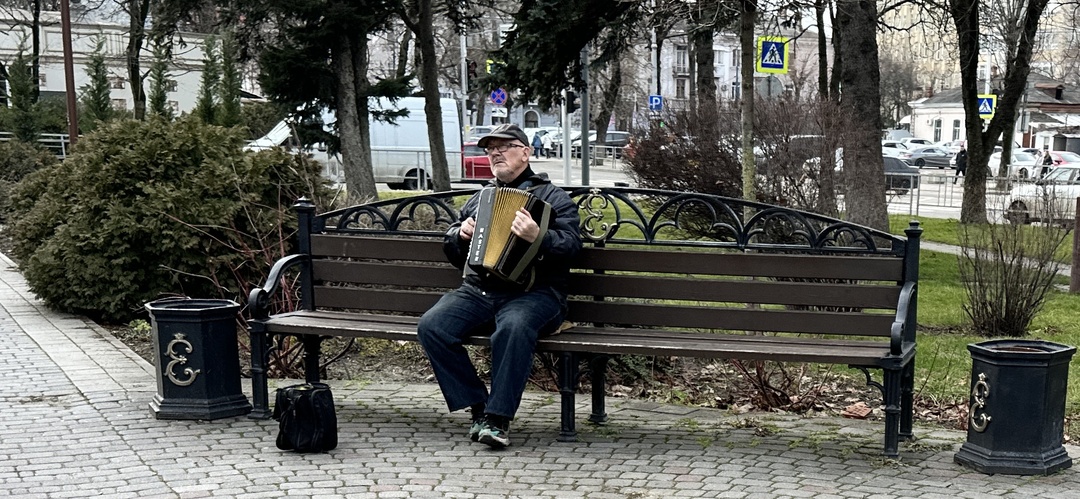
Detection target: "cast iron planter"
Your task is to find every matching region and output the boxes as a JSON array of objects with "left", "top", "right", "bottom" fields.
[
  {"left": 954, "top": 339, "right": 1075, "bottom": 475},
  {"left": 146, "top": 298, "right": 252, "bottom": 420}
]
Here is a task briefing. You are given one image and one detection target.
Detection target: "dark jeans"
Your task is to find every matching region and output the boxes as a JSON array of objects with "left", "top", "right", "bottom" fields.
[{"left": 417, "top": 283, "right": 566, "bottom": 419}]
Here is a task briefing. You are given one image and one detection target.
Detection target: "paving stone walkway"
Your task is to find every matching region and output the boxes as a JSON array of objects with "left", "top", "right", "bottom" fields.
[{"left": 2, "top": 252, "right": 1079, "bottom": 498}]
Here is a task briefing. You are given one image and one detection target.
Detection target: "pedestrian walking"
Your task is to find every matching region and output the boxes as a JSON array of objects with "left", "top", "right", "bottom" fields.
[
  {"left": 954, "top": 145, "right": 968, "bottom": 184},
  {"left": 532, "top": 131, "right": 543, "bottom": 158},
  {"left": 541, "top": 132, "right": 552, "bottom": 158}
]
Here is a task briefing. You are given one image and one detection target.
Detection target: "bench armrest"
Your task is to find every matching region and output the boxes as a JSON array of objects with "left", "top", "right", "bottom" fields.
[
  {"left": 890, "top": 281, "right": 917, "bottom": 356},
  {"left": 247, "top": 254, "right": 309, "bottom": 320}
]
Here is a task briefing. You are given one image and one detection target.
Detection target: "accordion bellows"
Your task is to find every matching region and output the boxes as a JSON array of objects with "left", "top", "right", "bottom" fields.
[{"left": 467, "top": 187, "right": 552, "bottom": 283}]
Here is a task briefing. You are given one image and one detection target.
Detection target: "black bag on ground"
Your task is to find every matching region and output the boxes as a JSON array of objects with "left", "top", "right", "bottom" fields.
[{"left": 272, "top": 382, "right": 338, "bottom": 452}]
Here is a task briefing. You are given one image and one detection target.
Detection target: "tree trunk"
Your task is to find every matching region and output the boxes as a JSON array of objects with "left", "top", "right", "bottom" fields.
[
  {"left": 127, "top": 0, "right": 151, "bottom": 120},
  {"left": 836, "top": 0, "right": 887, "bottom": 231},
  {"left": 951, "top": 0, "right": 1049, "bottom": 223},
  {"left": 816, "top": 0, "right": 829, "bottom": 99},
  {"left": 396, "top": 28, "right": 412, "bottom": 79},
  {"left": 336, "top": 35, "right": 378, "bottom": 203},
  {"left": 591, "top": 62, "right": 622, "bottom": 146},
  {"left": 31, "top": 0, "right": 40, "bottom": 103},
  {"left": 414, "top": 0, "right": 452, "bottom": 192},
  {"left": 829, "top": 3, "right": 843, "bottom": 102},
  {"left": 739, "top": 0, "right": 756, "bottom": 205},
  {"left": 692, "top": 25, "right": 716, "bottom": 107}
]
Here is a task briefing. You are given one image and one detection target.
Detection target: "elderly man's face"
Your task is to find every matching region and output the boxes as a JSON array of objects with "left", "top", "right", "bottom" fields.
[{"left": 485, "top": 140, "right": 531, "bottom": 183}]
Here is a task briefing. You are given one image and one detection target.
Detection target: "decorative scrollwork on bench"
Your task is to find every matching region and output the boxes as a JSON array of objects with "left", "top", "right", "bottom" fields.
[{"left": 309, "top": 187, "right": 903, "bottom": 254}]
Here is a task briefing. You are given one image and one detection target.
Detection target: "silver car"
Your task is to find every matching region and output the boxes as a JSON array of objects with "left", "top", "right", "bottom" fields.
[{"left": 1005, "top": 164, "right": 1080, "bottom": 224}]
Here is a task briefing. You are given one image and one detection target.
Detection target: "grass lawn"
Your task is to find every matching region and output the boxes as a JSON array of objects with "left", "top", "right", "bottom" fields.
[
  {"left": 891, "top": 215, "right": 1080, "bottom": 439},
  {"left": 889, "top": 214, "right": 1076, "bottom": 262}
]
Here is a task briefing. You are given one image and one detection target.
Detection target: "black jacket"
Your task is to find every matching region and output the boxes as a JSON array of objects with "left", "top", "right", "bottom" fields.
[{"left": 443, "top": 168, "right": 582, "bottom": 292}]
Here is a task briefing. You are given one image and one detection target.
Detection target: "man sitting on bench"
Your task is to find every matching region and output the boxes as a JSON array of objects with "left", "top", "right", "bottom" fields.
[{"left": 416, "top": 124, "right": 582, "bottom": 449}]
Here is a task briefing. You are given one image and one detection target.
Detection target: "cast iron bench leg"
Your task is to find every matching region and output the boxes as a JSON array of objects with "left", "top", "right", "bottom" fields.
[
  {"left": 302, "top": 335, "right": 322, "bottom": 383},
  {"left": 589, "top": 355, "right": 609, "bottom": 424},
  {"left": 900, "top": 360, "right": 915, "bottom": 440},
  {"left": 248, "top": 328, "right": 272, "bottom": 420},
  {"left": 883, "top": 368, "right": 902, "bottom": 458},
  {"left": 558, "top": 352, "right": 579, "bottom": 442}
]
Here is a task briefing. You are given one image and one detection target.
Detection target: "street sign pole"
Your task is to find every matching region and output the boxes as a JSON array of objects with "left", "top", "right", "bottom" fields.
[
  {"left": 580, "top": 45, "right": 590, "bottom": 186},
  {"left": 562, "top": 89, "right": 572, "bottom": 185}
]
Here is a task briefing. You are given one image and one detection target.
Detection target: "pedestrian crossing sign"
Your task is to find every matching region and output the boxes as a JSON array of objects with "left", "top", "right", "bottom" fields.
[
  {"left": 756, "top": 36, "right": 789, "bottom": 74},
  {"left": 977, "top": 94, "right": 996, "bottom": 119}
]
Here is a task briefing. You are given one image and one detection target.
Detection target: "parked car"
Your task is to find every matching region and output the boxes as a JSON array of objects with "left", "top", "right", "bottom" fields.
[
  {"left": 823, "top": 150, "right": 919, "bottom": 194},
  {"left": 884, "top": 156, "right": 920, "bottom": 195},
  {"left": 900, "top": 137, "right": 934, "bottom": 148},
  {"left": 1044, "top": 150, "right": 1080, "bottom": 167},
  {"left": 462, "top": 142, "right": 494, "bottom": 181},
  {"left": 881, "top": 140, "right": 909, "bottom": 151},
  {"left": 464, "top": 125, "right": 496, "bottom": 142},
  {"left": 988, "top": 151, "right": 1039, "bottom": 179},
  {"left": 571, "top": 131, "right": 631, "bottom": 157},
  {"left": 1005, "top": 164, "right": 1080, "bottom": 224},
  {"left": 907, "top": 146, "right": 953, "bottom": 169},
  {"left": 882, "top": 146, "right": 913, "bottom": 162}
]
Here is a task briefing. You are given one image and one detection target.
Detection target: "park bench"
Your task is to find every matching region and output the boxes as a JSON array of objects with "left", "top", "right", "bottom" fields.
[{"left": 246, "top": 186, "right": 922, "bottom": 457}]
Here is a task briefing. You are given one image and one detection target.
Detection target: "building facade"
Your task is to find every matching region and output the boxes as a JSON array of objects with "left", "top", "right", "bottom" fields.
[{"left": 0, "top": 6, "right": 209, "bottom": 115}]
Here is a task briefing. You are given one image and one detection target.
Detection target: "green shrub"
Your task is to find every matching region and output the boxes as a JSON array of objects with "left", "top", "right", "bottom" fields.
[
  {"left": 9, "top": 116, "right": 330, "bottom": 322},
  {"left": 0, "top": 140, "right": 59, "bottom": 221}
]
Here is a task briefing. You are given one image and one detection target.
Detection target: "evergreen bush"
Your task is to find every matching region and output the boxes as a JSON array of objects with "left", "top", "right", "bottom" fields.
[
  {"left": 0, "top": 141, "right": 59, "bottom": 222},
  {"left": 9, "top": 117, "right": 330, "bottom": 322}
]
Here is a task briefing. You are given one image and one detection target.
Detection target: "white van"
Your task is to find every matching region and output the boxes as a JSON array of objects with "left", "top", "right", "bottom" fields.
[{"left": 247, "top": 97, "right": 464, "bottom": 190}]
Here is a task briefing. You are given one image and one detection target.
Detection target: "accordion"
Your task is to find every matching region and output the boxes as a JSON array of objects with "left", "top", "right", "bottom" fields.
[{"left": 466, "top": 186, "right": 553, "bottom": 284}]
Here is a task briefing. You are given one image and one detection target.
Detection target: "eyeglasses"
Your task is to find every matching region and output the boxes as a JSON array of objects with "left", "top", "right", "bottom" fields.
[{"left": 484, "top": 144, "right": 527, "bottom": 154}]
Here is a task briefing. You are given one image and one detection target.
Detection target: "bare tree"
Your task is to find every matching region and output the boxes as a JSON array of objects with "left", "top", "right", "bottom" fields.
[
  {"left": 951, "top": 0, "right": 1050, "bottom": 223},
  {"left": 878, "top": 52, "right": 919, "bottom": 128}
]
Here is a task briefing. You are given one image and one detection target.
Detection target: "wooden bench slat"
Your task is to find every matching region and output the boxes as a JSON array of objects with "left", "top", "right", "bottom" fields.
[
  {"left": 311, "top": 234, "right": 446, "bottom": 261},
  {"left": 311, "top": 260, "right": 901, "bottom": 309},
  {"left": 313, "top": 260, "right": 462, "bottom": 288},
  {"left": 566, "top": 300, "right": 895, "bottom": 336},
  {"left": 259, "top": 311, "right": 893, "bottom": 365},
  {"left": 576, "top": 248, "right": 904, "bottom": 281},
  {"left": 310, "top": 287, "right": 895, "bottom": 336},
  {"left": 315, "top": 287, "right": 442, "bottom": 314},
  {"left": 567, "top": 273, "right": 901, "bottom": 309}
]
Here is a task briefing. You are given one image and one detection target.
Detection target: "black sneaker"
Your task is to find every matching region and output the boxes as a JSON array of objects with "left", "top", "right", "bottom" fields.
[
  {"left": 477, "top": 421, "right": 510, "bottom": 448},
  {"left": 467, "top": 417, "right": 485, "bottom": 442}
]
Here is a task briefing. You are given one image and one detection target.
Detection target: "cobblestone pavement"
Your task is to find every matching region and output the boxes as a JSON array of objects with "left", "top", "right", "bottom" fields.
[{"left": 2, "top": 253, "right": 1080, "bottom": 498}]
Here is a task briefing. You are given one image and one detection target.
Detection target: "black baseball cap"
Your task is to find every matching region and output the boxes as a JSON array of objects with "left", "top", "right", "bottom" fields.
[{"left": 477, "top": 124, "right": 529, "bottom": 148}]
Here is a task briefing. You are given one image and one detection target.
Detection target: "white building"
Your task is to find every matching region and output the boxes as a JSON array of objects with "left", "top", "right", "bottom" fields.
[
  {"left": 908, "top": 73, "right": 1080, "bottom": 149},
  {"left": 0, "top": 6, "right": 209, "bottom": 115}
]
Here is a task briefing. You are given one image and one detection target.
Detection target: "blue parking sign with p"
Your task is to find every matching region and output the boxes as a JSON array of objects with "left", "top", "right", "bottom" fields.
[{"left": 648, "top": 95, "right": 662, "bottom": 111}]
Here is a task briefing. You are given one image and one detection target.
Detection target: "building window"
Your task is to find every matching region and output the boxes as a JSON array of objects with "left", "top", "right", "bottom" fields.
[
  {"left": 933, "top": 119, "right": 942, "bottom": 142},
  {"left": 168, "top": 101, "right": 179, "bottom": 113},
  {"left": 952, "top": 120, "right": 961, "bottom": 141},
  {"left": 111, "top": 98, "right": 126, "bottom": 110},
  {"left": 38, "top": 73, "right": 46, "bottom": 85},
  {"left": 675, "top": 45, "right": 689, "bottom": 74},
  {"left": 165, "top": 80, "right": 177, "bottom": 92},
  {"left": 110, "top": 77, "right": 125, "bottom": 89},
  {"left": 675, "top": 78, "right": 688, "bottom": 99}
]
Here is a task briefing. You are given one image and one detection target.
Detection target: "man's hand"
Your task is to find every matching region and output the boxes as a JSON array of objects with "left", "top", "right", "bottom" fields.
[
  {"left": 459, "top": 217, "right": 476, "bottom": 241},
  {"left": 511, "top": 208, "right": 541, "bottom": 243}
]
